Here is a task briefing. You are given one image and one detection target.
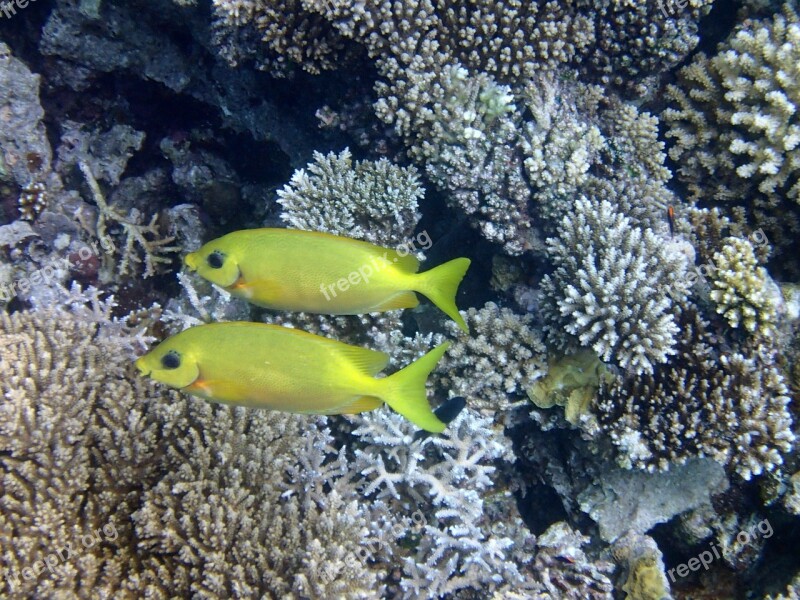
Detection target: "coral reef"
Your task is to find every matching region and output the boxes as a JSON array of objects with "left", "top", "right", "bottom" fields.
[
  {"left": 4, "top": 0, "right": 800, "bottom": 598},
  {"left": 348, "top": 407, "right": 524, "bottom": 597},
  {"left": 707, "top": 236, "right": 782, "bottom": 333},
  {"left": 375, "top": 62, "right": 532, "bottom": 253},
  {"left": 525, "top": 521, "right": 615, "bottom": 599},
  {"left": 0, "top": 300, "right": 381, "bottom": 597},
  {"left": 301, "top": 0, "right": 711, "bottom": 94},
  {"left": 436, "top": 302, "right": 547, "bottom": 414},
  {"left": 208, "top": 0, "right": 352, "bottom": 77}
]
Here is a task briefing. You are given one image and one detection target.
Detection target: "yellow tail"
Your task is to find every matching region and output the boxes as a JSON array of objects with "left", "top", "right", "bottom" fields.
[
  {"left": 380, "top": 342, "right": 451, "bottom": 432},
  {"left": 416, "top": 258, "right": 471, "bottom": 333}
]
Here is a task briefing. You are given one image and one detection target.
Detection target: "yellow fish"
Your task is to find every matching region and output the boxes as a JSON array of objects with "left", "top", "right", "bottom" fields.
[
  {"left": 135, "top": 322, "right": 453, "bottom": 432},
  {"left": 184, "top": 228, "right": 471, "bottom": 332}
]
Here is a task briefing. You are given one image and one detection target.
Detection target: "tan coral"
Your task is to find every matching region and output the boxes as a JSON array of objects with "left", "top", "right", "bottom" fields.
[
  {"left": 0, "top": 306, "right": 381, "bottom": 597},
  {"left": 707, "top": 236, "right": 781, "bottom": 333}
]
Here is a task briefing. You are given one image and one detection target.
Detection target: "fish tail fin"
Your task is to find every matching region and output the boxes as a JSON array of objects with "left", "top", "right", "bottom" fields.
[
  {"left": 380, "top": 342, "right": 451, "bottom": 433},
  {"left": 416, "top": 258, "right": 471, "bottom": 333}
]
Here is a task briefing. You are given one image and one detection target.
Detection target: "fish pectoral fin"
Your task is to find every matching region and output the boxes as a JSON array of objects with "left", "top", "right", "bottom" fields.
[
  {"left": 229, "top": 276, "right": 281, "bottom": 301},
  {"left": 332, "top": 395, "right": 383, "bottom": 415},
  {"left": 382, "top": 250, "right": 420, "bottom": 273},
  {"left": 336, "top": 345, "right": 390, "bottom": 376},
  {"left": 369, "top": 291, "right": 419, "bottom": 312}
]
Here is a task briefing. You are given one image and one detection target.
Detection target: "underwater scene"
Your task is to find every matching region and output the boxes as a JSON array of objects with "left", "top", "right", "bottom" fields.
[{"left": 1, "top": 0, "right": 800, "bottom": 598}]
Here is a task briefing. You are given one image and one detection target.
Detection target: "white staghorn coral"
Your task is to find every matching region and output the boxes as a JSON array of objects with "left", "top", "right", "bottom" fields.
[
  {"left": 348, "top": 407, "right": 529, "bottom": 598},
  {"left": 540, "top": 196, "right": 690, "bottom": 375}
]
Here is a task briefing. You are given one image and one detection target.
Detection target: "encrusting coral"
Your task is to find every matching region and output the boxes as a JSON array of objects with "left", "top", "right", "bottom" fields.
[
  {"left": 540, "top": 196, "right": 690, "bottom": 375},
  {"left": 0, "top": 297, "right": 382, "bottom": 598}
]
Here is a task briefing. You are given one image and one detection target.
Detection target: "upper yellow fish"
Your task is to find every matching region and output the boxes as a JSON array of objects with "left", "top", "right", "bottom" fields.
[
  {"left": 135, "top": 321, "right": 452, "bottom": 432},
  {"left": 184, "top": 228, "right": 471, "bottom": 332}
]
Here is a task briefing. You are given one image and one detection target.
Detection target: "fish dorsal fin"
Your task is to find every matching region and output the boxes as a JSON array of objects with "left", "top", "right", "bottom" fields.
[
  {"left": 369, "top": 290, "right": 419, "bottom": 312},
  {"left": 337, "top": 345, "right": 390, "bottom": 376},
  {"left": 382, "top": 250, "right": 420, "bottom": 273},
  {"left": 333, "top": 395, "right": 383, "bottom": 414}
]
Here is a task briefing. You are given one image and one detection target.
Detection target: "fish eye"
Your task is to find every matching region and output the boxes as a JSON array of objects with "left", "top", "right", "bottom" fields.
[
  {"left": 161, "top": 351, "right": 181, "bottom": 370},
  {"left": 207, "top": 251, "right": 225, "bottom": 269}
]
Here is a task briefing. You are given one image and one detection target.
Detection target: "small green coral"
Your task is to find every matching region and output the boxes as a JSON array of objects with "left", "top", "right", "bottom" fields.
[
  {"left": 528, "top": 349, "right": 614, "bottom": 425},
  {"left": 621, "top": 556, "right": 670, "bottom": 600},
  {"left": 708, "top": 236, "right": 780, "bottom": 333}
]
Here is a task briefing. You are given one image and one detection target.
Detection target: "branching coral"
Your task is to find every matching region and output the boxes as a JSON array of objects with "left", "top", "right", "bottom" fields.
[
  {"left": 348, "top": 407, "right": 528, "bottom": 598},
  {"left": 664, "top": 4, "right": 800, "bottom": 205},
  {"left": 276, "top": 148, "right": 423, "bottom": 246},
  {"left": 436, "top": 302, "right": 547, "bottom": 414},
  {"left": 302, "top": 0, "right": 710, "bottom": 93},
  {"left": 0, "top": 300, "right": 381, "bottom": 597},
  {"left": 540, "top": 196, "right": 690, "bottom": 375},
  {"left": 375, "top": 61, "right": 532, "bottom": 253},
  {"left": 707, "top": 236, "right": 782, "bottom": 333},
  {"left": 209, "top": 0, "right": 352, "bottom": 77},
  {"left": 78, "top": 161, "right": 179, "bottom": 278},
  {"left": 596, "top": 306, "right": 795, "bottom": 480},
  {"left": 374, "top": 64, "right": 677, "bottom": 254}
]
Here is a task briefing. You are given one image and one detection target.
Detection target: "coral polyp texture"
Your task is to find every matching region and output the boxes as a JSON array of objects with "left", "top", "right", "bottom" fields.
[
  {"left": 540, "top": 196, "right": 690, "bottom": 375},
  {"left": 664, "top": 4, "right": 800, "bottom": 205}
]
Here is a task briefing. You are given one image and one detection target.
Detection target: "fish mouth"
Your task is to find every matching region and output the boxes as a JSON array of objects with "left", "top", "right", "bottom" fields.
[
  {"left": 184, "top": 252, "right": 198, "bottom": 271},
  {"left": 134, "top": 357, "right": 150, "bottom": 377}
]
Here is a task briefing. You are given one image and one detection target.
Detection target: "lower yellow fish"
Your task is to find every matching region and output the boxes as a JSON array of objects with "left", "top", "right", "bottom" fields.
[
  {"left": 183, "top": 228, "right": 471, "bottom": 332},
  {"left": 135, "top": 322, "right": 452, "bottom": 432}
]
